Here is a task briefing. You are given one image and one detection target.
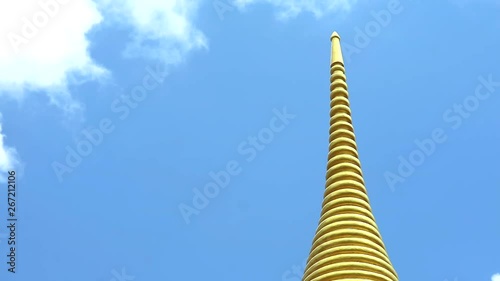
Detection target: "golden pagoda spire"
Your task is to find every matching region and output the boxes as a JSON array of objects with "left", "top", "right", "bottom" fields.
[{"left": 301, "top": 32, "right": 399, "bottom": 281}]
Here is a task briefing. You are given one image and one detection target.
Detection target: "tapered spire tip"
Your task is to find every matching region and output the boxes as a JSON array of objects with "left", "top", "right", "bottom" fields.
[
  {"left": 330, "top": 31, "right": 341, "bottom": 41},
  {"left": 330, "top": 31, "right": 343, "bottom": 65}
]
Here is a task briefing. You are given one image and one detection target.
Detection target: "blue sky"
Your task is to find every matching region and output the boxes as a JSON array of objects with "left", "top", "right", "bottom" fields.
[{"left": 0, "top": 0, "right": 499, "bottom": 281}]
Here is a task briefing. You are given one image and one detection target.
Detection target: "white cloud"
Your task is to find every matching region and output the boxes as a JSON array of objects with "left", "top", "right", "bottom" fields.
[
  {"left": 0, "top": 0, "right": 109, "bottom": 113},
  {"left": 232, "top": 0, "right": 357, "bottom": 20},
  {"left": 96, "top": 0, "right": 207, "bottom": 66},
  {"left": 492, "top": 273, "right": 500, "bottom": 281},
  {"left": 0, "top": 0, "right": 108, "bottom": 178},
  {"left": 0, "top": 0, "right": 207, "bottom": 181},
  {"left": 0, "top": 117, "right": 20, "bottom": 182},
  {"left": 0, "top": 0, "right": 206, "bottom": 112}
]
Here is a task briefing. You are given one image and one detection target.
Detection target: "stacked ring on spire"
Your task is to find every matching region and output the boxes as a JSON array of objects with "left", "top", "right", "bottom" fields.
[{"left": 302, "top": 59, "right": 398, "bottom": 281}]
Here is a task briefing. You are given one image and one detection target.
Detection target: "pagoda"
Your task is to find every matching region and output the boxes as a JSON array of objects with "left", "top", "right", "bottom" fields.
[{"left": 301, "top": 32, "right": 399, "bottom": 281}]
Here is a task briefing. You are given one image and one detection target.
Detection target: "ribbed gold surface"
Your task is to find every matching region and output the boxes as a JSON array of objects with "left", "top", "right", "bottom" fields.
[{"left": 302, "top": 32, "right": 398, "bottom": 281}]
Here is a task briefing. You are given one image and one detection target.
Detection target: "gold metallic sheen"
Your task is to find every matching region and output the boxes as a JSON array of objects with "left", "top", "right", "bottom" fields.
[
  {"left": 330, "top": 32, "right": 344, "bottom": 66},
  {"left": 301, "top": 32, "right": 399, "bottom": 281}
]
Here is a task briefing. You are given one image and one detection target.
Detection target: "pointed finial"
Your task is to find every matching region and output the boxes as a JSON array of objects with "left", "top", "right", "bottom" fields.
[
  {"left": 330, "top": 31, "right": 344, "bottom": 65},
  {"left": 330, "top": 31, "right": 341, "bottom": 41}
]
